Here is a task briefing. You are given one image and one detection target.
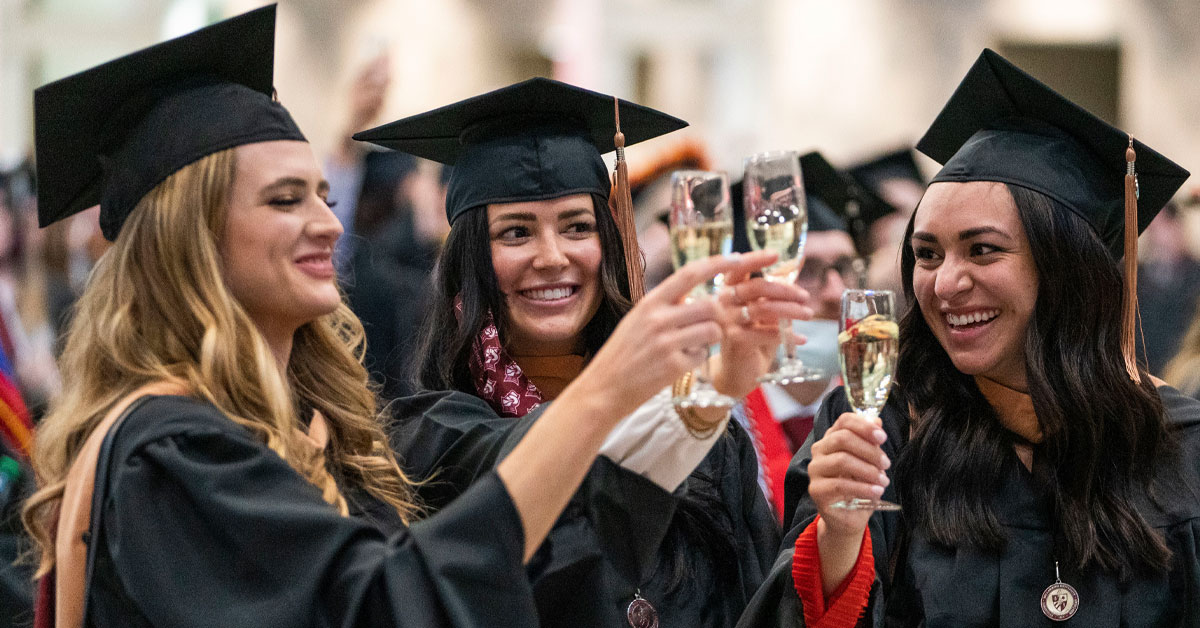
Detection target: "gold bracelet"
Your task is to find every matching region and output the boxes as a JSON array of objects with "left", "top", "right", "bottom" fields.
[{"left": 672, "top": 372, "right": 726, "bottom": 439}]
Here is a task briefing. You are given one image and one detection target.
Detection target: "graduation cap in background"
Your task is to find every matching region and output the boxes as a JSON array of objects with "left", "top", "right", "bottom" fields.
[
  {"left": 846, "top": 147, "right": 927, "bottom": 214},
  {"left": 354, "top": 77, "right": 687, "bottom": 301},
  {"left": 34, "top": 4, "right": 304, "bottom": 241},
  {"left": 799, "top": 151, "right": 894, "bottom": 255},
  {"left": 915, "top": 47, "right": 1190, "bottom": 381},
  {"left": 731, "top": 152, "right": 877, "bottom": 255}
]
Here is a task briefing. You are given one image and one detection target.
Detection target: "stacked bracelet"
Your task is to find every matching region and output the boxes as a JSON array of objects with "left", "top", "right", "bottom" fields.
[{"left": 671, "top": 372, "right": 727, "bottom": 439}]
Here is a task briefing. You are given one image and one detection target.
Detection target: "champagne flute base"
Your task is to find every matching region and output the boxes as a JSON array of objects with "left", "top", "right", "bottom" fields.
[
  {"left": 673, "top": 387, "right": 736, "bottom": 410},
  {"left": 758, "top": 362, "right": 826, "bottom": 385},
  {"left": 830, "top": 498, "right": 901, "bottom": 511}
]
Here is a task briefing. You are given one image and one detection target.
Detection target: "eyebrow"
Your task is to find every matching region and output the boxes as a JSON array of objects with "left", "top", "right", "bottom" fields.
[
  {"left": 262, "top": 177, "right": 330, "bottom": 194},
  {"left": 911, "top": 226, "right": 1011, "bottom": 243},
  {"left": 490, "top": 207, "right": 595, "bottom": 223}
]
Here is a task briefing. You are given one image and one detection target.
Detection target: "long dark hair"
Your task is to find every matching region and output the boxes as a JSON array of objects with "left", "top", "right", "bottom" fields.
[
  {"left": 894, "top": 183, "right": 1175, "bottom": 578},
  {"left": 409, "top": 193, "right": 631, "bottom": 393}
]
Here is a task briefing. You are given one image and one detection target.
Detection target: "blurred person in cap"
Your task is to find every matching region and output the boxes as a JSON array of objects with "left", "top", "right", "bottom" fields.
[
  {"left": 739, "top": 49, "right": 1200, "bottom": 627},
  {"left": 1135, "top": 201, "right": 1200, "bottom": 375},
  {"left": 360, "top": 77, "right": 809, "bottom": 627},
  {"left": 21, "top": 7, "right": 760, "bottom": 626}
]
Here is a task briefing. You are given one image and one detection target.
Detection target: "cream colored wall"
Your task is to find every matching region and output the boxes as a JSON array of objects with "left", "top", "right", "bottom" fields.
[{"left": 2, "top": 0, "right": 1197, "bottom": 198}]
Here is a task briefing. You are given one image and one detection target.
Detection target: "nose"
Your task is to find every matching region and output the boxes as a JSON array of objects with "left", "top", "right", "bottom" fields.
[
  {"left": 306, "top": 198, "right": 344, "bottom": 245},
  {"left": 531, "top": 232, "right": 569, "bottom": 271},
  {"left": 933, "top": 254, "right": 971, "bottom": 302},
  {"left": 820, "top": 269, "right": 846, "bottom": 313}
]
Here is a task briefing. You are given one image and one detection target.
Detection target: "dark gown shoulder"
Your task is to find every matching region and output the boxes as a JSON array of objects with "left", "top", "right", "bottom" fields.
[{"left": 86, "top": 394, "right": 538, "bottom": 628}]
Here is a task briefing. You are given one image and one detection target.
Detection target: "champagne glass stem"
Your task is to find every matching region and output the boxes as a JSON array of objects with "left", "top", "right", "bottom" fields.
[{"left": 778, "top": 318, "right": 794, "bottom": 364}]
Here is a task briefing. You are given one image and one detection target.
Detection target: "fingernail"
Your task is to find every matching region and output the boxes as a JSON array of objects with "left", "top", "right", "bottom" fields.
[
  {"left": 872, "top": 429, "right": 887, "bottom": 444},
  {"left": 877, "top": 473, "right": 890, "bottom": 487},
  {"left": 880, "top": 454, "right": 891, "bottom": 470},
  {"left": 870, "top": 484, "right": 885, "bottom": 496}
]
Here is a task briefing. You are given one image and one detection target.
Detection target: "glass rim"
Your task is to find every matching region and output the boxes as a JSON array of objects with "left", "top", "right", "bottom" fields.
[
  {"left": 842, "top": 288, "right": 895, "bottom": 297},
  {"left": 744, "top": 149, "right": 799, "bottom": 164},
  {"left": 670, "top": 169, "right": 728, "bottom": 182}
]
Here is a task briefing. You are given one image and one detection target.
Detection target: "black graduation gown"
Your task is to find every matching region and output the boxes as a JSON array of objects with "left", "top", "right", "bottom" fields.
[
  {"left": 389, "top": 390, "right": 780, "bottom": 628},
  {"left": 85, "top": 395, "right": 538, "bottom": 627},
  {"left": 737, "top": 385, "right": 1200, "bottom": 628}
]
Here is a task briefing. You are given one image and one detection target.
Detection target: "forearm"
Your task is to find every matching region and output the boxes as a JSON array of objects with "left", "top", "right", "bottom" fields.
[{"left": 496, "top": 382, "right": 625, "bottom": 562}]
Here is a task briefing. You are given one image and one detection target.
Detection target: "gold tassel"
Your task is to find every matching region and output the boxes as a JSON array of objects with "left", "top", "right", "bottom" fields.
[
  {"left": 1122, "top": 135, "right": 1142, "bottom": 384},
  {"left": 609, "top": 96, "right": 646, "bottom": 303}
]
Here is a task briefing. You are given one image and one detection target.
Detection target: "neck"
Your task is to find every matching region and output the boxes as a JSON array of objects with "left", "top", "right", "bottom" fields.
[
  {"left": 256, "top": 320, "right": 295, "bottom": 372},
  {"left": 975, "top": 375, "right": 1041, "bottom": 444}
]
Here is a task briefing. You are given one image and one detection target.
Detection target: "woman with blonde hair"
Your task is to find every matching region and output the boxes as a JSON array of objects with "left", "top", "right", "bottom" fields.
[{"left": 22, "top": 8, "right": 779, "bottom": 626}]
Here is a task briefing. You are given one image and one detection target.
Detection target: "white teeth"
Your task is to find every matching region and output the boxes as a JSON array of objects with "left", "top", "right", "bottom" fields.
[
  {"left": 524, "top": 287, "right": 573, "bottom": 301},
  {"left": 947, "top": 310, "right": 999, "bottom": 327}
]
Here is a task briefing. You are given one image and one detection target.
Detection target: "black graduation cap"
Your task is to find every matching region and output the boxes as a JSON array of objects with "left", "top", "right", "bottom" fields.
[
  {"left": 352, "top": 77, "right": 687, "bottom": 225},
  {"left": 34, "top": 4, "right": 305, "bottom": 241},
  {"left": 916, "top": 48, "right": 1189, "bottom": 255},
  {"left": 799, "top": 151, "right": 894, "bottom": 255}
]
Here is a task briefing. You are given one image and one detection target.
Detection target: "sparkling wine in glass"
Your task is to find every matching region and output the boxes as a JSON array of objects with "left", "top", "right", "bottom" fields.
[
  {"left": 743, "top": 150, "right": 822, "bottom": 385},
  {"left": 832, "top": 288, "right": 901, "bottom": 511},
  {"left": 669, "top": 170, "right": 736, "bottom": 409}
]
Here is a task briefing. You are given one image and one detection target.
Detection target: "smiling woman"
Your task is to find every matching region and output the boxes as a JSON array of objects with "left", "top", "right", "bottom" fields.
[
  {"left": 360, "top": 78, "right": 811, "bottom": 628},
  {"left": 739, "top": 49, "right": 1200, "bottom": 628}
]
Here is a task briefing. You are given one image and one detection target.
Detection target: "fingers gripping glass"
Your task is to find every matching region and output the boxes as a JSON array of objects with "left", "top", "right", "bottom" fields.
[
  {"left": 668, "top": 170, "right": 737, "bottom": 409},
  {"left": 743, "top": 150, "right": 824, "bottom": 385},
  {"left": 832, "top": 289, "right": 901, "bottom": 511}
]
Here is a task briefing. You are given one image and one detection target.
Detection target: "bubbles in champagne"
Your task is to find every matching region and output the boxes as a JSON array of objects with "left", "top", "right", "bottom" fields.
[
  {"left": 746, "top": 198, "right": 806, "bottom": 283},
  {"left": 838, "top": 314, "right": 899, "bottom": 418},
  {"left": 670, "top": 222, "right": 733, "bottom": 296}
]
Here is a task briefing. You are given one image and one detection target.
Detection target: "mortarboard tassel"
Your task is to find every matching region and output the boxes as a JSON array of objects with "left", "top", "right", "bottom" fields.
[
  {"left": 1122, "top": 136, "right": 1142, "bottom": 384},
  {"left": 610, "top": 97, "right": 646, "bottom": 303}
]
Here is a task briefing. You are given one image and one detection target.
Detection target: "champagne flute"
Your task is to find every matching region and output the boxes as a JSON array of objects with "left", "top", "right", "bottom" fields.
[
  {"left": 743, "top": 150, "right": 823, "bottom": 384},
  {"left": 668, "top": 170, "right": 736, "bottom": 409},
  {"left": 831, "top": 288, "right": 901, "bottom": 511}
]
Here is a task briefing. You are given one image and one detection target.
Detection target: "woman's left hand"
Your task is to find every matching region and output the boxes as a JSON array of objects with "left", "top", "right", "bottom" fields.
[{"left": 710, "top": 275, "right": 812, "bottom": 399}]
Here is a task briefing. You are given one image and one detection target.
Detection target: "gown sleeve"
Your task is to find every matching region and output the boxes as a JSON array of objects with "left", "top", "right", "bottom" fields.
[
  {"left": 389, "top": 390, "right": 680, "bottom": 624},
  {"left": 91, "top": 396, "right": 537, "bottom": 628},
  {"left": 736, "top": 387, "right": 906, "bottom": 628}
]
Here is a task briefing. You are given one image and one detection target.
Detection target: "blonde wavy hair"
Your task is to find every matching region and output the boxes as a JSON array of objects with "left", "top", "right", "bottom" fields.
[{"left": 23, "top": 147, "right": 421, "bottom": 576}]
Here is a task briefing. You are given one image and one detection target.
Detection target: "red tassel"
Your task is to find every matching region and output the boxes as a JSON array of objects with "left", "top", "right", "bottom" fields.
[
  {"left": 609, "top": 97, "right": 646, "bottom": 303},
  {"left": 1123, "top": 136, "right": 1142, "bottom": 384}
]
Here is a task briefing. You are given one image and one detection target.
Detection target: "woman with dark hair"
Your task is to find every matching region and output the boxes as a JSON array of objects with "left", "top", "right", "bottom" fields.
[
  {"left": 737, "top": 49, "right": 1200, "bottom": 628},
  {"left": 356, "top": 79, "right": 804, "bottom": 627}
]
